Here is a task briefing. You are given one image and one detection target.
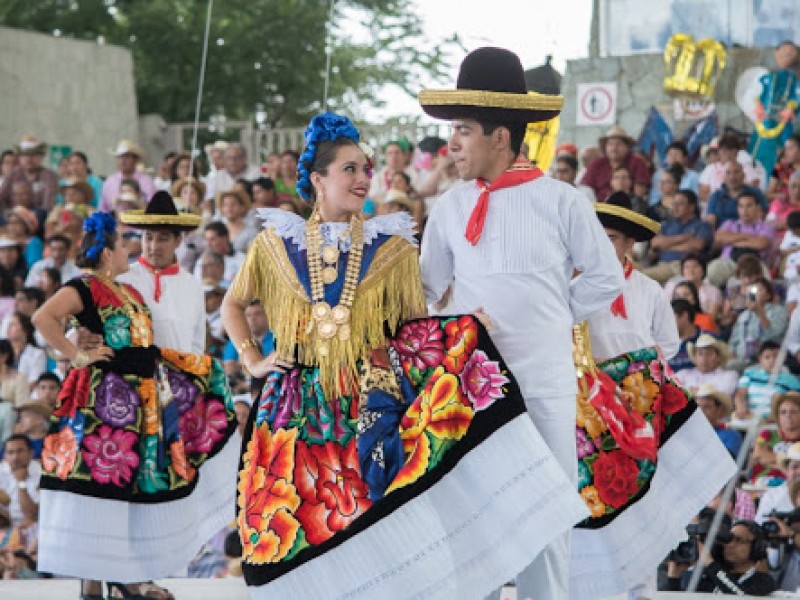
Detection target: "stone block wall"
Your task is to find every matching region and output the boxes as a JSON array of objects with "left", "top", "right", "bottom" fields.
[
  {"left": 559, "top": 47, "right": 774, "bottom": 153},
  {"left": 0, "top": 26, "right": 138, "bottom": 177}
]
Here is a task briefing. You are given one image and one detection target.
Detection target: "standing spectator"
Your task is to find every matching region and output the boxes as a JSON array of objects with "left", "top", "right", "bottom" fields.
[
  {"left": 0, "top": 135, "right": 57, "bottom": 213},
  {"left": 0, "top": 434, "right": 40, "bottom": 527},
  {"left": 699, "top": 133, "right": 761, "bottom": 202},
  {"left": 705, "top": 162, "right": 768, "bottom": 229},
  {"left": 645, "top": 190, "right": 712, "bottom": 283},
  {"left": 580, "top": 126, "right": 651, "bottom": 201},
  {"left": 100, "top": 140, "right": 155, "bottom": 211},
  {"left": 767, "top": 134, "right": 800, "bottom": 202},
  {"left": 649, "top": 141, "right": 700, "bottom": 205},
  {"left": 695, "top": 384, "right": 742, "bottom": 458},
  {"left": 707, "top": 193, "right": 774, "bottom": 287},
  {"left": 197, "top": 222, "right": 245, "bottom": 284},
  {"left": 66, "top": 152, "right": 103, "bottom": 210},
  {"left": 735, "top": 341, "right": 800, "bottom": 421},
  {"left": 24, "top": 235, "right": 80, "bottom": 288},
  {"left": 6, "top": 313, "right": 45, "bottom": 387},
  {"left": 663, "top": 253, "right": 723, "bottom": 318},
  {"left": 0, "top": 150, "right": 17, "bottom": 188},
  {"left": 670, "top": 298, "right": 703, "bottom": 372},
  {"left": 728, "top": 277, "right": 788, "bottom": 369},
  {"left": 678, "top": 334, "right": 739, "bottom": 396},
  {"left": 204, "top": 143, "right": 261, "bottom": 201}
]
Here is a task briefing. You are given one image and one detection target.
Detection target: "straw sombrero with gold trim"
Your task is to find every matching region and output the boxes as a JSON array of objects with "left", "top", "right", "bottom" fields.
[
  {"left": 419, "top": 47, "right": 563, "bottom": 124},
  {"left": 595, "top": 192, "right": 660, "bottom": 242},
  {"left": 120, "top": 191, "right": 201, "bottom": 231}
]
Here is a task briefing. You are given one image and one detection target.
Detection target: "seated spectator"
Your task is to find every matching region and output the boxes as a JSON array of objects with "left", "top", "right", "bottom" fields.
[
  {"left": 644, "top": 189, "right": 711, "bottom": 284},
  {"left": 719, "top": 254, "right": 765, "bottom": 333},
  {"left": 222, "top": 301, "right": 274, "bottom": 377},
  {"left": 581, "top": 126, "right": 651, "bottom": 201},
  {"left": 708, "top": 192, "right": 774, "bottom": 288},
  {"left": 645, "top": 164, "right": 683, "bottom": 222},
  {"left": 197, "top": 251, "right": 225, "bottom": 289},
  {"left": 250, "top": 176, "right": 279, "bottom": 211},
  {"left": 0, "top": 289, "right": 44, "bottom": 348},
  {"left": 649, "top": 140, "right": 700, "bottom": 206},
  {"left": 780, "top": 211, "right": 800, "bottom": 285},
  {"left": 5, "top": 207, "right": 42, "bottom": 270},
  {"left": 216, "top": 189, "right": 258, "bottom": 254},
  {"left": 679, "top": 334, "right": 738, "bottom": 396},
  {"left": 30, "top": 372, "right": 59, "bottom": 410},
  {"left": 0, "top": 238, "right": 26, "bottom": 291},
  {"left": 763, "top": 477, "right": 800, "bottom": 591},
  {"left": 669, "top": 298, "right": 704, "bottom": 373},
  {"left": 728, "top": 277, "right": 788, "bottom": 369},
  {"left": 768, "top": 134, "right": 800, "bottom": 202},
  {"left": 34, "top": 267, "right": 60, "bottom": 301},
  {"left": 195, "top": 222, "right": 245, "bottom": 285},
  {"left": 0, "top": 339, "right": 28, "bottom": 444},
  {"left": 752, "top": 391, "right": 800, "bottom": 485},
  {"left": 66, "top": 151, "right": 103, "bottom": 210},
  {"left": 233, "top": 395, "right": 252, "bottom": 439},
  {"left": 553, "top": 155, "right": 595, "bottom": 202},
  {"left": 606, "top": 165, "right": 646, "bottom": 212},
  {"left": 768, "top": 170, "right": 800, "bottom": 238},
  {"left": 735, "top": 341, "right": 800, "bottom": 421},
  {"left": 756, "top": 442, "right": 800, "bottom": 523},
  {"left": 671, "top": 280, "right": 719, "bottom": 334},
  {"left": 699, "top": 132, "right": 762, "bottom": 203},
  {"left": 695, "top": 384, "right": 741, "bottom": 458},
  {"left": 0, "top": 267, "right": 16, "bottom": 325},
  {"left": 11, "top": 401, "right": 48, "bottom": 461},
  {"left": 204, "top": 279, "right": 226, "bottom": 354},
  {"left": 5, "top": 313, "right": 45, "bottom": 387},
  {"left": 663, "top": 253, "right": 723, "bottom": 319},
  {"left": 0, "top": 434, "right": 39, "bottom": 528},
  {"left": 23, "top": 235, "right": 80, "bottom": 289},
  {"left": 704, "top": 161, "right": 768, "bottom": 230}
]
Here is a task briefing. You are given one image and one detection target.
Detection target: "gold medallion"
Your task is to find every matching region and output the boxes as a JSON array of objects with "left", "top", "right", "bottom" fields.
[
  {"left": 322, "top": 266, "right": 338, "bottom": 284},
  {"left": 312, "top": 302, "right": 332, "bottom": 321},
  {"left": 318, "top": 320, "right": 338, "bottom": 339},
  {"left": 322, "top": 246, "right": 339, "bottom": 264},
  {"left": 337, "top": 324, "right": 351, "bottom": 341},
  {"left": 331, "top": 305, "right": 350, "bottom": 325}
]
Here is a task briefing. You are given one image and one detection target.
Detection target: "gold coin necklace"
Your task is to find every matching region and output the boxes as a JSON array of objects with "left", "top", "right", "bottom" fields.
[{"left": 306, "top": 209, "right": 364, "bottom": 357}]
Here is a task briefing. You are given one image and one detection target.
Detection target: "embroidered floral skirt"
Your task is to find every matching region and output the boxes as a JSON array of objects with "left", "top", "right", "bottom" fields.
[
  {"left": 570, "top": 347, "right": 737, "bottom": 599},
  {"left": 239, "top": 316, "right": 588, "bottom": 599},
  {"left": 37, "top": 347, "right": 240, "bottom": 581}
]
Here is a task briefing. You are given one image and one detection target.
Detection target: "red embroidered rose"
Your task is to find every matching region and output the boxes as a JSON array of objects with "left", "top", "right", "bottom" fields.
[
  {"left": 293, "top": 440, "right": 371, "bottom": 545},
  {"left": 88, "top": 277, "right": 123, "bottom": 308},
  {"left": 391, "top": 319, "right": 445, "bottom": 371},
  {"left": 54, "top": 367, "right": 92, "bottom": 419},
  {"left": 660, "top": 382, "right": 688, "bottom": 416},
  {"left": 592, "top": 450, "right": 640, "bottom": 509}
]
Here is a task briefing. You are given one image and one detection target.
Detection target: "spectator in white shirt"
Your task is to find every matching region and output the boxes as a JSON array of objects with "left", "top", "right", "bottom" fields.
[
  {"left": 195, "top": 222, "right": 244, "bottom": 284},
  {"left": 0, "top": 434, "right": 40, "bottom": 527},
  {"left": 6, "top": 313, "right": 46, "bottom": 387},
  {"left": 204, "top": 143, "right": 261, "bottom": 201},
  {"left": 678, "top": 333, "right": 739, "bottom": 396},
  {"left": 24, "top": 234, "right": 81, "bottom": 288}
]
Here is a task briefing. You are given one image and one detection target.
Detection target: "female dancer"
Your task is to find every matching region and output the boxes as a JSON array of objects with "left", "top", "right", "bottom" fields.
[{"left": 33, "top": 212, "right": 237, "bottom": 599}]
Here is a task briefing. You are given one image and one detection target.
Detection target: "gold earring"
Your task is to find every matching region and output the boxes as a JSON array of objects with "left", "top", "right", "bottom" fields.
[{"left": 316, "top": 187, "right": 324, "bottom": 204}]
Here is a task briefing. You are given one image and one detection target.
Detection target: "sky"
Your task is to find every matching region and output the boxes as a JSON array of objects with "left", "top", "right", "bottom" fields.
[{"left": 355, "top": 0, "right": 594, "bottom": 121}]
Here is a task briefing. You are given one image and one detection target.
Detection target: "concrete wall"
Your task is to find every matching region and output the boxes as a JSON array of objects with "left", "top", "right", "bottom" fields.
[
  {"left": 0, "top": 26, "right": 138, "bottom": 177},
  {"left": 559, "top": 47, "right": 774, "bottom": 152}
]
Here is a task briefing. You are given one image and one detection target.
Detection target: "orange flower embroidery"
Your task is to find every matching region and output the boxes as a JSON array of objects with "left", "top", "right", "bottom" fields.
[
  {"left": 41, "top": 428, "right": 78, "bottom": 480},
  {"left": 161, "top": 348, "right": 211, "bottom": 376},
  {"left": 576, "top": 392, "right": 607, "bottom": 440},
  {"left": 169, "top": 439, "right": 197, "bottom": 482},
  {"left": 580, "top": 485, "right": 607, "bottom": 518},
  {"left": 130, "top": 312, "right": 153, "bottom": 347},
  {"left": 621, "top": 371, "right": 659, "bottom": 416},
  {"left": 139, "top": 378, "right": 160, "bottom": 436}
]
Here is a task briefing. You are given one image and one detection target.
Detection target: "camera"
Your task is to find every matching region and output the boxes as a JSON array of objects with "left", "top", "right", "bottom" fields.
[
  {"left": 668, "top": 508, "right": 732, "bottom": 564},
  {"left": 761, "top": 508, "right": 800, "bottom": 537},
  {"left": 747, "top": 284, "right": 759, "bottom": 303}
]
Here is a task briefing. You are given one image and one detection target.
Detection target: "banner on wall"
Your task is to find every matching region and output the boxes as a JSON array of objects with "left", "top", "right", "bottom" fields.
[{"left": 576, "top": 82, "right": 617, "bottom": 126}]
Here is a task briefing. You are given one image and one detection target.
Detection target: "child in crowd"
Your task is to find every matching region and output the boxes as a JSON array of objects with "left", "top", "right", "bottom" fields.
[{"left": 734, "top": 341, "right": 800, "bottom": 421}]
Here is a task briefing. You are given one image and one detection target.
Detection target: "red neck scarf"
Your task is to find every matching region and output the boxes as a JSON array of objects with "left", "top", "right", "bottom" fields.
[
  {"left": 466, "top": 158, "right": 543, "bottom": 246},
  {"left": 610, "top": 259, "right": 635, "bottom": 318},
  {"left": 137, "top": 256, "right": 180, "bottom": 302}
]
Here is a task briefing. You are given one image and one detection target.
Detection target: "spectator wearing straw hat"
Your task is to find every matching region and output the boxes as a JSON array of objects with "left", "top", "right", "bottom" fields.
[
  {"left": 696, "top": 384, "right": 742, "bottom": 457},
  {"left": 580, "top": 126, "right": 651, "bottom": 201},
  {"left": 0, "top": 135, "right": 57, "bottom": 213},
  {"left": 100, "top": 140, "right": 155, "bottom": 211},
  {"left": 679, "top": 333, "right": 739, "bottom": 396}
]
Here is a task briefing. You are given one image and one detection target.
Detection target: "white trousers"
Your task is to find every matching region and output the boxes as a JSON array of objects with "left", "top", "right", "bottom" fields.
[{"left": 487, "top": 394, "right": 577, "bottom": 600}]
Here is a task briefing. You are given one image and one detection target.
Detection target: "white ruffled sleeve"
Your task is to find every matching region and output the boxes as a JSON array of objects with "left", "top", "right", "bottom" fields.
[
  {"left": 256, "top": 208, "right": 307, "bottom": 247},
  {"left": 364, "top": 212, "right": 419, "bottom": 247}
]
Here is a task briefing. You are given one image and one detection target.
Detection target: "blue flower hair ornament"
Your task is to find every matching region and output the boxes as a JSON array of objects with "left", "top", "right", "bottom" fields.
[
  {"left": 82, "top": 211, "right": 117, "bottom": 260},
  {"left": 296, "top": 112, "right": 360, "bottom": 202}
]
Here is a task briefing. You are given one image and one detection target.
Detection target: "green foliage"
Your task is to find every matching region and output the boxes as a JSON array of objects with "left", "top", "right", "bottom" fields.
[{"left": 0, "top": 0, "right": 458, "bottom": 125}]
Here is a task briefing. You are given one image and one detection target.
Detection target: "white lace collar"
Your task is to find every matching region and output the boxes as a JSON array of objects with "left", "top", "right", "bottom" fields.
[{"left": 256, "top": 209, "right": 418, "bottom": 250}]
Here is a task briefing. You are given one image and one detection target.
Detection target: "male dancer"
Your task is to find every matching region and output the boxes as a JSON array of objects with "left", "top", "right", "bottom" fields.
[{"left": 419, "top": 47, "right": 623, "bottom": 598}]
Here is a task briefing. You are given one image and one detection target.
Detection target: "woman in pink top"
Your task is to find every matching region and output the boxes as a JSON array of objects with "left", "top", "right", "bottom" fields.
[{"left": 768, "top": 169, "right": 800, "bottom": 240}]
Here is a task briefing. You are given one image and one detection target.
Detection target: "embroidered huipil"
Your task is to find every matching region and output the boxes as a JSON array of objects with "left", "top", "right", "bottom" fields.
[
  {"left": 118, "top": 261, "right": 206, "bottom": 353},
  {"left": 421, "top": 177, "right": 623, "bottom": 399},
  {"left": 589, "top": 269, "right": 680, "bottom": 362}
]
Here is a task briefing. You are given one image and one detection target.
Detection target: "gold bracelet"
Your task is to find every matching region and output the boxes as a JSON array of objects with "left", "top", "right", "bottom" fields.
[
  {"left": 72, "top": 350, "right": 90, "bottom": 368},
  {"left": 237, "top": 336, "right": 260, "bottom": 355}
]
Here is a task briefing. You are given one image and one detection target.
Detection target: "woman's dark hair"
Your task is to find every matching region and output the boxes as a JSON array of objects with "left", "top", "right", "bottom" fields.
[
  {"left": 558, "top": 155, "right": 579, "bottom": 171},
  {"left": 253, "top": 177, "right": 275, "bottom": 192},
  {"left": 40, "top": 266, "right": 62, "bottom": 289},
  {"left": 753, "top": 276, "right": 774, "bottom": 302},
  {"left": 663, "top": 164, "right": 685, "bottom": 185},
  {"left": 0, "top": 339, "right": 15, "bottom": 367},
  {"left": 75, "top": 229, "right": 117, "bottom": 269},
  {"left": 170, "top": 152, "right": 204, "bottom": 181},
  {"left": 680, "top": 252, "right": 707, "bottom": 278},
  {"left": 10, "top": 312, "right": 36, "bottom": 347},
  {"left": 120, "top": 177, "right": 141, "bottom": 194},
  {"left": 676, "top": 188, "right": 699, "bottom": 217},
  {"left": 304, "top": 139, "right": 360, "bottom": 203},
  {"left": 674, "top": 280, "right": 701, "bottom": 308},
  {"left": 281, "top": 149, "right": 300, "bottom": 161},
  {"left": 17, "top": 287, "right": 44, "bottom": 307},
  {"left": 236, "top": 178, "right": 254, "bottom": 199},
  {"left": 0, "top": 265, "right": 15, "bottom": 297}
]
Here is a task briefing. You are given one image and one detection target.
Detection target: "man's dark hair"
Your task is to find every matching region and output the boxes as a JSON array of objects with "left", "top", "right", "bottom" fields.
[
  {"left": 4, "top": 433, "right": 33, "bottom": 450},
  {"left": 667, "top": 141, "right": 689, "bottom": 157},
  {"left": 253, "top": 177, "right": 275, "bottom": 191},
  {"left": 718, "top": 133, "right": 742, "bottom": 151},
  {"left": 1, "top": 150, "right": 15, "bottom": 161},
  {"left": 205, "top": 221, "right": 230, "bottom": 238},
  {"left": 787, "top": 210, "right": 800, "bottom": 230},
  {"left": 671, "top": 298, "right": 697, "bottom": 321},
  {"left": 680, "top": 252, "right": 707, "bottom": 276},
  {"left": 759, "top": 340, "right": 780, "bottom": 356},
  {"left": 236, "top": 178, "right": 253, "bottom": 199},
  {"left": 17, "top": 287, "right": 45, "bottom": 307},
  {"left": 478, "top": 121, "right": 526, "bottom": 156},
  {"left": 36, "top": 372, "right": 61, "bottom": 387},
  {"left": 46, "top": 234, "right": 72, "bottom": 250},
  {"left": 557, "top": 155, "right": 579, "bottom": 171},
  {"left": 120, "top": 177, "right": 141, "bottom": 194}
]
